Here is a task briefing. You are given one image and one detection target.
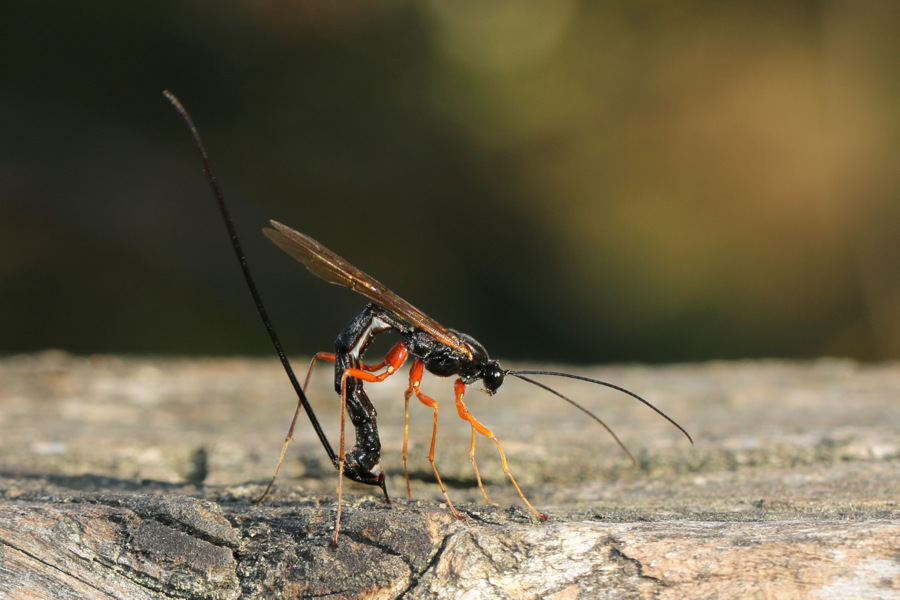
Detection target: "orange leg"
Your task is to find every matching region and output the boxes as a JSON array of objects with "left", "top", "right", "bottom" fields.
[
  {"left": 256, "top": 343, "right": 409, "bottom": 506},
  {"left": 454, "top": 379, "right": 547, "bottom": 519},
  {"left": 469, "top": 426, "right": 491, "bottom": 505},
  {"left": 356, "top": 342, "right": 408, "bottom": 373},
  {"left": 403, "top": 381, "right": 412, "bottom": 498},
  {"left": 403, "top": 358, "right": 463, "bottom": 518},
  {"left": 304, "top": 347, "right": 401, "bottom": 391},
  {"left": 333, "top": 343, "right": 410, "bottom": 546}
]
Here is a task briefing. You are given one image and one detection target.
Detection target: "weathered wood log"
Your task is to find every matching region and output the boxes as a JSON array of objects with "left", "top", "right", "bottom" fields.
[{"left": 1, "top": 352, "right": 898, "bottom": 598}]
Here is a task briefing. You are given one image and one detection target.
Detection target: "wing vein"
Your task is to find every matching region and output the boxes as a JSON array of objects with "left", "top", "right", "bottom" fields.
[{"left": 263, "top": 220, "right": 466, "bottom": 354}]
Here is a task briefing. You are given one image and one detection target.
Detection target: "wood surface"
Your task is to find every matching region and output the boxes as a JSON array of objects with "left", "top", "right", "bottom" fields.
[{"left": 1, "top": 352, "right": 898, "bottom": 598}]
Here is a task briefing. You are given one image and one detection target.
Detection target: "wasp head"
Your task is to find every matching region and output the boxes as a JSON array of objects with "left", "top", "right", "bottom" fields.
[{"left": 457, "top": 332, "right": 505, "bottom": 394}]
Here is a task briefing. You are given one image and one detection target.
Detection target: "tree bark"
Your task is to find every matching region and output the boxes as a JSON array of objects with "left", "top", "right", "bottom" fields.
[{"left": 1, "top": 352, "right": 897, "bottom": 598}]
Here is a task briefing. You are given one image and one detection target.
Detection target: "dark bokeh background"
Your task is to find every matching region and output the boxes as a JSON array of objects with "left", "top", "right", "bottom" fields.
[{"left": 2, "top": 1, "right": 899, "bottom": 364}]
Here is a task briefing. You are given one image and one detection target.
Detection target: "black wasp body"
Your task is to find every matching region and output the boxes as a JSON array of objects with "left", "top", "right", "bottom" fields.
[
  {"left": 332, "top": 302, "right": 502, "bottom": 488},
  {"left": 261, "top": 219, "right": 534, "bottom": 524}
]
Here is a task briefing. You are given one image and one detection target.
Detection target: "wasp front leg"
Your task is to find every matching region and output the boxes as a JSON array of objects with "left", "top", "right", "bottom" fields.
[{"left": 454, "top": 379, "right": 548, "bottom": 519}]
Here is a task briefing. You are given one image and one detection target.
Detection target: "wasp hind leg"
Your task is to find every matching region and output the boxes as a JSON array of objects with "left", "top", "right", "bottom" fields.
[
  {"left": 254, "top": 351, "right": 341, "bottom": 505},
  {"left": 332, "top": 342, "right": 410, "bottom": 545},
  {"left": 255, "top": 341, "right": 410, "bottom": 507}
]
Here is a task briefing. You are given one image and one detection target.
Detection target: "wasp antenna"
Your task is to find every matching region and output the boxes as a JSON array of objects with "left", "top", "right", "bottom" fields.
[
  {"left": 508, "top": 372, "right": 638, "bottom": 466},
  {"left": 164, "top": 90, "right": 339, "bottom": 468},
  {"left": 507, "top": 370, "right": 694, "bottom": 445}
]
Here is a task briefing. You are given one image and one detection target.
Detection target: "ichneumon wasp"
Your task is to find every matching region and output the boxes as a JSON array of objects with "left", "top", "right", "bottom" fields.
[{"left": 164, "top": 91, "right": 693, "bottom": 546}]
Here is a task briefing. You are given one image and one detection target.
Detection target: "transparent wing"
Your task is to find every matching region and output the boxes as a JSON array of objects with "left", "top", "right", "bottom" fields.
[{"left": 263, "top": 220, "right": 467, "bottom": 355}]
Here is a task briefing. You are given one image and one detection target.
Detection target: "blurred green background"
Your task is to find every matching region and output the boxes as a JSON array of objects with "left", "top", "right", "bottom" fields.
[{"left": 1, "top": 1, "right": 899, "bottom": 364}]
